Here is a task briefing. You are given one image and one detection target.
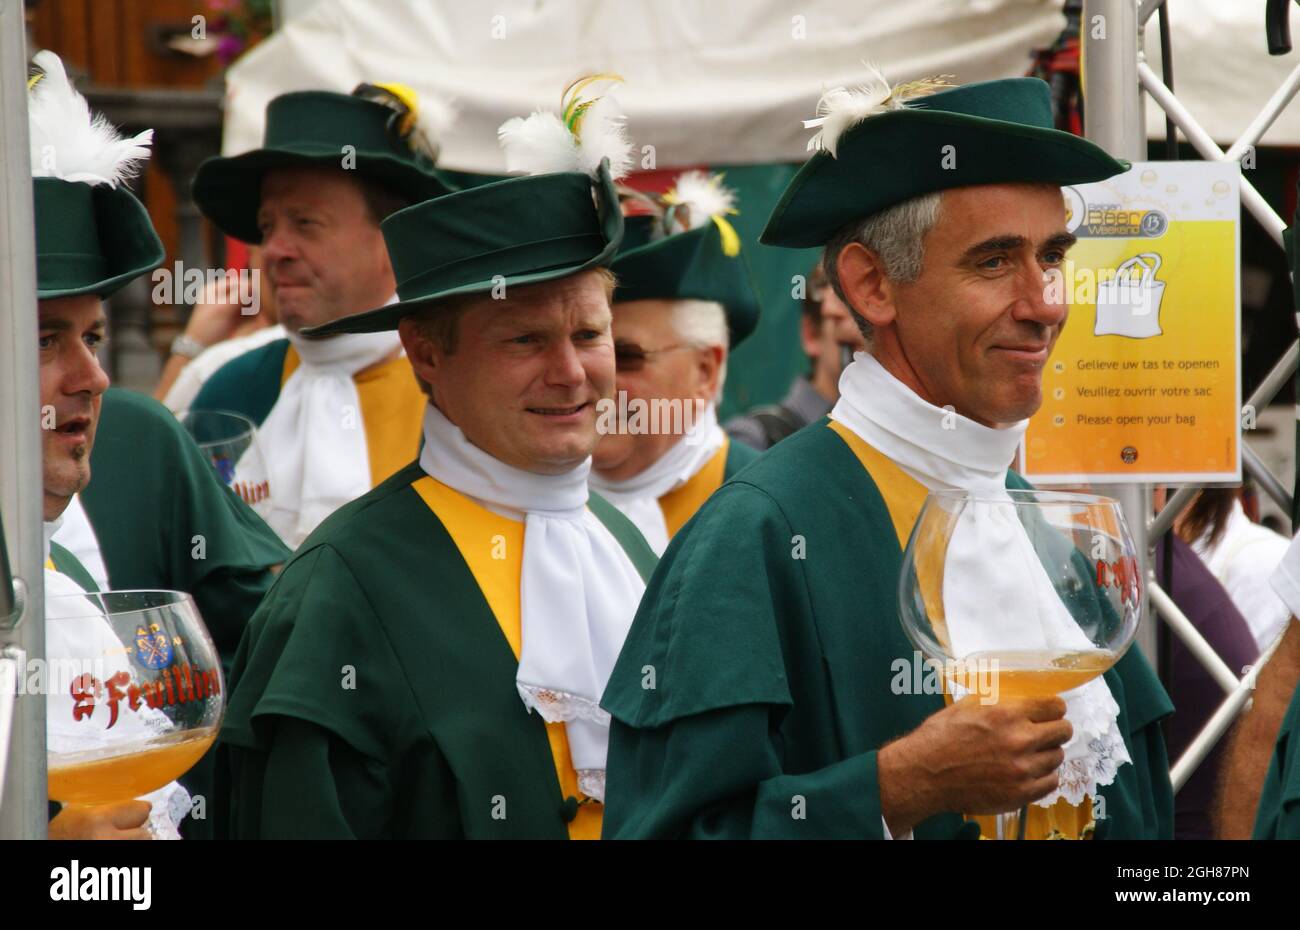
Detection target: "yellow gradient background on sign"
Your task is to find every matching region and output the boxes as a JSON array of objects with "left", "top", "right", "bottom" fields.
[{"left": 1025, "top": 221, "right": 1237, "bottom": 480}]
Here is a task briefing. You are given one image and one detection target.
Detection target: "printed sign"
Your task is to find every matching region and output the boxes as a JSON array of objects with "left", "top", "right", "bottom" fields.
[{"left": 1021, "top": 161, "right": 1241, "bottom": 484}]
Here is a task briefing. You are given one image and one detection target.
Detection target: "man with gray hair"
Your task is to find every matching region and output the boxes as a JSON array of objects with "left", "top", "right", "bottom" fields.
[
  {"left": 601, "top": 76, "right": 1174, "bottom": 839},
  {"left": 590, "top": 173, "right": 762, "bottom": 554}
]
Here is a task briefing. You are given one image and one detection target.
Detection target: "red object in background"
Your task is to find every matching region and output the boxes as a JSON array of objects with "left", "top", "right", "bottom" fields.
[
  {"left": 620, "top": 165, "right": 709, "bottom": 214},
  {"left": 1030, "top": 37, "right": 1083, "bottom": 137},
  {"left": 224, "top": 236, "right": 250, "bottom": 274}
]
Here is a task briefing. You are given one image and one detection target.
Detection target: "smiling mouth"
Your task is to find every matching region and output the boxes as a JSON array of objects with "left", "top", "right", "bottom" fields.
[
  {"left": 527, "top": 402, "right": 589, "bottom": 416},
  {"left": 994, "top": 345, "right": 1049, "bottom": 359}
]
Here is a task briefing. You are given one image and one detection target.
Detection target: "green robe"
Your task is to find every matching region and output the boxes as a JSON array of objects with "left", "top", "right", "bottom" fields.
[
  {"left": 601, "top": 419, "right": 1174, "bottom": 839},
  {"left": 1252, "top": 665, "right": 1300, "bottom": 838},
  {"left": 83, "top": 388, "right": 289, "bottom": 663},
  {"left": 81, "top": 387, "right": 290, "bottom": 839},
  {"left": 48, "top": 541, "right": 98, "bottom": 593},
  {"left": 724, "top": 438, "right": 760, "bottom": 478},
  {"left": 221, "top": 461, "right": 656, "bottom": 839},
  {"left": 190, "top": 339, "right": 291, "bottom": 426}
]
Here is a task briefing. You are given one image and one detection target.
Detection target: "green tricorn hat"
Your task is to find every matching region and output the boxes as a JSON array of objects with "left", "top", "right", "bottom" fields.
[
  {"left": 611, "top": 209, "right": 761, "bottom": 347},
  {"left": 762, "top": 76, "right": 1129, "bottom": 248},
  {"left": 35, "top": 178, "right": 164, "bottom": 299},
  {"left": 302, "top": 161, "right": 625, "bottom": 337},
  {"left": 192, "top": 89, "right": 456, "bottom": 244}
]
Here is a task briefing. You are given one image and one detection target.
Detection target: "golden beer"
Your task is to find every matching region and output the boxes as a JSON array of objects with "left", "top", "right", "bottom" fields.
[
  {"left": 947, "top": 649, "right": 1118, "bottom": 700},
  {"left": 48, "top": 726, "right": 216, "bottom": 806}
]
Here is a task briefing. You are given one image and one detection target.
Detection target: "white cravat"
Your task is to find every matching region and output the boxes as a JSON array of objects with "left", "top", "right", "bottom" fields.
[
  {"left": 831, "top": 352, "right": 1130, "bottom": 807},
  {"left": 588, "top": 403, "right": 726, "bottom": 555},
  {"left": 236, "top": 305, "right": 401, "bottom": 549},
  {"left": 50, "top": 494, "right": 108, "bottom": 590},
  {"left": 43, "top": 520, "right": 192, "bottom": 838},
  {"left": 417, "top": 403, "right": 645, "bottom": 800}
]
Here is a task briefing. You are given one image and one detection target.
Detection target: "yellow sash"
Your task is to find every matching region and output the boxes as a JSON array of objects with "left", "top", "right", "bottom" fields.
[
  {"left": 410, "top": 475, "right": 603, "bottom": 840},
  {"left": 659, "top": 438, "right": 731, "bottom": 539},
  {"left": 281, "top": 346, "right": 426, "bottom": 488},
  {"left": 827, "top": 421, "right": 1094, "bottom": 840}
]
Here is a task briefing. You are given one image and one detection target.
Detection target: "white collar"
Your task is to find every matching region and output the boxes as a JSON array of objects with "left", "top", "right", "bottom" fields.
[
  {"left": 832, "top": 351, "right": 1129, "bottom": 808},
  {"left": 589, "top": 403, "right": 725, "bottom": 500},
  {"left": 418, "top": 401, "right": 591, "bottom": 517},
  {"left": 587, "top": 404, "right": 725, "bottom": 555},
  {"left": 285, "top": 294, "right": 401, "bottom": 370},
  {"left": 416, "top": 400, "right": 644, "bottom": 802},
  {"left": 43, "top": 517, "right": 61, "bottom": 563},
  {"left": 830, "top": 351, "right": 1025, "bottom": 491}
]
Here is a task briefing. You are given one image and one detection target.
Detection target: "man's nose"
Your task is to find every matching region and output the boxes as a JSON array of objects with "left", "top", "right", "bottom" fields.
[
  {"left": 1014, "top": 261, "right": 1068, "bottom": 328},
  {"left": 543, "top": 338, "right": 588, "bottom": 388},
  {"left": 68, "top": 340, "right": 109, "bottom": 397},
  {"left": 260, "top": 220, "right": 297, "bottom": 267}
]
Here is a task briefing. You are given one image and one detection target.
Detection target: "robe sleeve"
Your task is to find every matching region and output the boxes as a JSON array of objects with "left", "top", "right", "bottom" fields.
[
  {"left": 221, "top": 544, "right": 419, "bottom": 839},
  {"left": 605, "top": 705, "right": 887, "bottom": 839},
  {"left": 1127, "top": 708, "right": 1175, "bottom": 839},
  {"left": 1096, "top": 646, "right": 1175, "bottom": 839},
  {"left": 602, "top": 482, "right": 893, "bottom": 839},
  {"left": 81, "top": 389, "right": 289, "bottom": 664},
  {"left": 252, "top": 718, "right": 392, "bottom": 839},
  {"left": 163, "top": 420, "right": 289, "bottom": 662}
]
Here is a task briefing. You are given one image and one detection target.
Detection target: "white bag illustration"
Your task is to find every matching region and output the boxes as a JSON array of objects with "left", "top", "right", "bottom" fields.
[{"left": 1094, "top": 252, "right": 1166, "bottom": 339}]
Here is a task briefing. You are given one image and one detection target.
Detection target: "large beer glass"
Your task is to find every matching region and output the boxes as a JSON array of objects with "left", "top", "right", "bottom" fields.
[{"left": 897, "top": 489, "right": 1141, "bottom": 839}]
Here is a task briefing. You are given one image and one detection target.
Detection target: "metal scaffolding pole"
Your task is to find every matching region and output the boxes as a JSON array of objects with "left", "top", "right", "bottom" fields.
[
  {"left": 1100, "top": 3, "right": 1298, "bottom": 802},
  {"left": 0, "top": 0, "right": 47, "bottom": 839},
  {"left": 1151, "top": 340, "right": 1299, "bottom": 540},
  {"left": 1082, "top": 0, "right": 1157, "bottom": 665}
]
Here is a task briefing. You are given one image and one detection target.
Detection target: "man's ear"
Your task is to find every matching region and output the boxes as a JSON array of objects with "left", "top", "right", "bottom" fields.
[
  {"left": 798, "top": 312, "right": 821, "bottom": 360},
  {"left": 696, "top": 344, "right": 725, "bottom": 403},
  {"left": 837, "top": 242, "right": 897, "bottom": 331},
  {"left": 398, "top": 318, "right": 438, "bottom": 387}
]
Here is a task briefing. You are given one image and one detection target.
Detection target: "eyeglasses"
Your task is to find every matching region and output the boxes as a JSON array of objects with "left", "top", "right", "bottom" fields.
[{"left": 613, "top": 342, "right": 693, "bottom": 373}]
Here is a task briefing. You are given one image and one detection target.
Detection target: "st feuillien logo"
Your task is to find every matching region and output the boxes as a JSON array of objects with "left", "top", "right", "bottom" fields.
[{"left": 133, "top": 622, "right": 173, "bottom": 670}]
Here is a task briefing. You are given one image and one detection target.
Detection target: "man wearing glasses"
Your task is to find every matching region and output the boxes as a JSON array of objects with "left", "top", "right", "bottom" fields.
[{"left": 589, "top": 173, "right": 762, "bottom": 555}]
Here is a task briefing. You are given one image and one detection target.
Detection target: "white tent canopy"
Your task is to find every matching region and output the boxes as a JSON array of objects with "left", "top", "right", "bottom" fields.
[
  {"left": 223, "top": 0, "right": 1068, "bottom": 172},
  {"left": 223, "top": 1, "right": 1300, "bottom": 174}
]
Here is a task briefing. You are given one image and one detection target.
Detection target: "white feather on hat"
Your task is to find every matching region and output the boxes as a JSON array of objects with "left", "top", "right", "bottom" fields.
[
  {"left": 804, "top": 63, "right": 954, "bottom": 158},
  {"left": 498, "top": 74, "right": 633, "bottom": 181},
  {"left": 659, "top": 170, "right": 743, "bottom": 257},
  {"left": 663, "top": 170, "right": 737, "bottom": 231},
  {"left": 28, "top": 50, "right": 153, "bottom": 188}
]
